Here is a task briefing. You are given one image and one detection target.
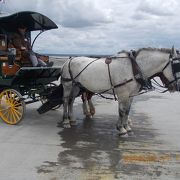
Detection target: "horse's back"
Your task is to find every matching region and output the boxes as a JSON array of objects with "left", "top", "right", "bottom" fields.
[{"left": 62, "top": 56, "right": 106, "bottom": 76}]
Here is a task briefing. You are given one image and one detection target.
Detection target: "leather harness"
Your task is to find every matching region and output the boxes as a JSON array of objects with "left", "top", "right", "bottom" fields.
[{"left": 61, "top": 53, "right": 152, "bottom": 100}]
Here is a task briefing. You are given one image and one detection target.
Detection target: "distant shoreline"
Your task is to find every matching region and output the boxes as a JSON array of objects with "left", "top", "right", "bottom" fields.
[{"left": 44, "top": 53, "right": 112, "bottom": 58}]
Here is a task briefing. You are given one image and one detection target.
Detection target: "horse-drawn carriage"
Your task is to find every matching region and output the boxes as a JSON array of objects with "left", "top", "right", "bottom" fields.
[{"left": 0, "top": 11, "right": 61, "bottom": 124}]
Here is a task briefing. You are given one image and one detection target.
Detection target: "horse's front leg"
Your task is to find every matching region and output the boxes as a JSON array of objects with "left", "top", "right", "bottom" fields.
[
  {"left": 116, "top": 99, "right": 131, "bottom": 135},
  {"left": 127, "top": 97, "right": 133, "bottom": 127},
  {"left": 63, "top": 97, "right": 71, "bottom": 128},
  {"left": 68, "top": 85, "right": 80, "bottom": 125},
  {"left": 82, "top": 92, "right": 91, "bottom": 118},
  {"left": 68, "top": 97, "right": 77, "bottom": 125}
]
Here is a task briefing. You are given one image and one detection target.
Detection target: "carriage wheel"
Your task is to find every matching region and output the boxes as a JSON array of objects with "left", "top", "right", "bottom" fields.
[{"left": 0, "top": 89, "right": 25, "bottom": 125}]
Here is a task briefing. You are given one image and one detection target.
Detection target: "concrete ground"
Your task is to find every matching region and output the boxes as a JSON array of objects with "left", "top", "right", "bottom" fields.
[{"left": 0, "top": 91, "right": 180, "bottom": 180}]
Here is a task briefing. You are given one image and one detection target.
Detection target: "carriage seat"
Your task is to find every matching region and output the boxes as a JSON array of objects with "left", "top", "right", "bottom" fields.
[
  {"left": 0, "top": 33, "right": 50, "bottom": 76},
  {"left": 0, "top": 34, "right": 21, "bottom": 76},
  {"left": 6, "top": 32, "right": 49, "bottom": 67}
]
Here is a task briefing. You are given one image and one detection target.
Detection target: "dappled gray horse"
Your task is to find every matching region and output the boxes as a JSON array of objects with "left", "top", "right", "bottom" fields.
[{"left": 60, "top": 47, "right": 180, "bottom": 136}]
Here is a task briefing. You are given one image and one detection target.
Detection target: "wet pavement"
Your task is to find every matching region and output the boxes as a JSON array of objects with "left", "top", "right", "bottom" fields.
[
  {"left": 37, "top": 94, "right": 180, "bottom": 180},
  {"left": 0, "top": 76, "right": 180, "bottom": 180},
  {"left": 0, "top": 58, "right": 179, "bottom": 179}
]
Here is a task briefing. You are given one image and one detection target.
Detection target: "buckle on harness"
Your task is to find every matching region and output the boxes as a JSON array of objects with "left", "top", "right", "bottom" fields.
[{"left": 105, "top": 57, "right": 112, "bottom": 64}]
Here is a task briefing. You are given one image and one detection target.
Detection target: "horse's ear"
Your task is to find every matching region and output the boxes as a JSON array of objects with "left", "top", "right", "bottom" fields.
[{"left": 171, "top": 45, "right": 177, "bottom": 57}]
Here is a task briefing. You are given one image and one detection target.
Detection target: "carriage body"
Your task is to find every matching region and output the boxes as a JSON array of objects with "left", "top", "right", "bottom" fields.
[{"left": 0, "top": 11, "right": 61, "bottom": 124}]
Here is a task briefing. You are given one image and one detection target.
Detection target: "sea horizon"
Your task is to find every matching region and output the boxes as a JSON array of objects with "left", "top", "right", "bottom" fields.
[{"left": 43, "top": 53, "right": 112, "bottom": 58}]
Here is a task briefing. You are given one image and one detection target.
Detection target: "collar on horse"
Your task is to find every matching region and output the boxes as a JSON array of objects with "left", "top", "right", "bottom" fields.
[{"left": 128, "top": 50, "right": 152, "bottom": 90}]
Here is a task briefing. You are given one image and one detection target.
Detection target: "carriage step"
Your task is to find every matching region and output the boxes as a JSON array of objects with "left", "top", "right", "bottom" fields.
[
  {"left": 37, "top": 99, "right": 63, "bottom": 114},
  {"left": 37, "top": 84, "right": 63, "bottom": 114}
]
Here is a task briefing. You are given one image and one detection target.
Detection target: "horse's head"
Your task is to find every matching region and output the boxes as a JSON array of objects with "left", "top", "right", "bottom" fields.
[{"left": 160, "top": 46, "right": 180, "bottom": 92}]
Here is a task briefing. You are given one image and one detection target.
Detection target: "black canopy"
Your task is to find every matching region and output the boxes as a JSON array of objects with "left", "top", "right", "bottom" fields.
[{"left": 0, "top": 11, "right": 58, "bottom": 32}]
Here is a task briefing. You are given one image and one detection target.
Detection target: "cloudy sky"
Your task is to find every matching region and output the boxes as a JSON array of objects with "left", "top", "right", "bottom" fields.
[{"left": 1, "top": 0, "right": 180, "bottom": 55}]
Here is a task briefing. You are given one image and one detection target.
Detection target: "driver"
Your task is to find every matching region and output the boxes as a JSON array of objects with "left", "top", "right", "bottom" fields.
[{"left": 11, "top": 23, "right": 53, "bottom": 67}]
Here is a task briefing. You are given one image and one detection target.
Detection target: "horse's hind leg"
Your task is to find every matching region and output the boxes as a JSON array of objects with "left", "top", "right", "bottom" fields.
[
  {"left": 82, "top": 92, "right": 91, "bottom": 118},
  {"left": 87, "top": 92, "right": 95, "bottom": 116}
]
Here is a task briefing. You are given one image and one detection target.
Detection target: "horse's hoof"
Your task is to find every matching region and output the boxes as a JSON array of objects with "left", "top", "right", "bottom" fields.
[
  {"left": 63, "top": 123, "right": 71, "bottom": 128},
  {"left": 70, "top": 121, "right": 77, "bottom": 126},
  {"left": 117, "top": 127, "right": 127, "bottom": 135},
  {"left": 90, "top": 109, "right": 95, "bottom": 116},
  {"left": 86, "top": 113, "right": 92, "bottom": 118},
  {"left": 119, "top": 132, "right": 128, "bottom": 137},
  {"left": 125, "top": 125, "right": 132, "bottom": 132},
  {"left": 128, "top": 119, "right": 133, "bottom": 126},
  {"left": 128, "top": 131, "right": 134, "bottom": 136}
]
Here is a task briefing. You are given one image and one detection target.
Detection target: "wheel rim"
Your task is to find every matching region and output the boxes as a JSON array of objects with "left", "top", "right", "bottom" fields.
[{"left": 0, "top": 89, "right": 25, "bottom": 125}]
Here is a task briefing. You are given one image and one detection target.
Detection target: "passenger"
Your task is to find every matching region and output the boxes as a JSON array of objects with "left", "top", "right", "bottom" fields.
[{"left": 11, "top": 23, "right": 53, "bottom": 67}]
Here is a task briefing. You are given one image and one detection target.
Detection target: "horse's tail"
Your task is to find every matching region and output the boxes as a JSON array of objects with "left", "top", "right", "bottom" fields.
[{"left": 37, "top": 84, "right": 64, "bottom": 114}]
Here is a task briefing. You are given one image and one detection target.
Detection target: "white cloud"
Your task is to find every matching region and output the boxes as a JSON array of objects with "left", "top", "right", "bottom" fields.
[
  {"left": 2, "top": 0, "right": 180, "bottom": 54},
  {"left": 137, "top": 0, "right": 179, "bottom": 16}
]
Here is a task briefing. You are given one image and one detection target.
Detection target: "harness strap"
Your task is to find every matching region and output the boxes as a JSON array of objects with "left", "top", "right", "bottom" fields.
[
  {"left": 61, "top": 58, "right": 100, "bottom": 82},
  {"left": 99, "top": 78, "right": 133, "bottom": 94},
  {"left": 162, "top": 61, "right": 170, "bottom": 71},
  {"left": 129, "top": 51, "right": 152, "bottom": 89},
  {"left": 107, "top": 63, "right": 117, "bottom": 100}
]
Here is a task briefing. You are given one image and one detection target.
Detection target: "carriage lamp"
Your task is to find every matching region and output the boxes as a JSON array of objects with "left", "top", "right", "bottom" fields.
[{"left": 171, "top": 59, "right": 180, "bottom": 91}]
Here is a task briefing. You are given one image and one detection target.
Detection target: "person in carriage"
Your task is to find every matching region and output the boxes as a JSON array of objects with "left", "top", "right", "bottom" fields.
[{"left": 10, "top": 23, "right": 53, "bottom": 67}]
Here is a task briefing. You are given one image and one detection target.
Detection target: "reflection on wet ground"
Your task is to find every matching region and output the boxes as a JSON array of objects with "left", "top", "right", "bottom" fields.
[{"left": 37, "top": 95, "right": 180, "bottom": 180}]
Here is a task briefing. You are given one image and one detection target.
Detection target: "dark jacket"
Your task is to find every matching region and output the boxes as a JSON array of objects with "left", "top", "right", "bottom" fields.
[{"left": 11, "top": 32, "right": 31, "bottom": 50}]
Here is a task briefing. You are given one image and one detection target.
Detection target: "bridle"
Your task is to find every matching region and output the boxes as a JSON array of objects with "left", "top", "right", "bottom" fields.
[{"left": 158, "top": 54, "right": 180, "bottom": 91}]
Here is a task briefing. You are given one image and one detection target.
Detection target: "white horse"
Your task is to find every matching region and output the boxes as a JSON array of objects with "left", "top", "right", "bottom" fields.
[{"left": 60, "top": 47, "right": 180, "bottom": 136}]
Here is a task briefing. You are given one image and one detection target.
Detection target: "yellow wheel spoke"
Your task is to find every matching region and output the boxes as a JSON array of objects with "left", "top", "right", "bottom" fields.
[
  {"left": 5, "top": 110, "right": 11, "bottom": 121},
  {"left": 0, "top": 89, "right": 25, "bottom": 125},
  {"left": 12, "top": 109, "right": 21, "bottom": 120},
  {"left": 0, "top": 108, "right": 9, "bottom": 112},
  {"left": 11, "top": 109, "right": 17, "bottom": 123},
  {"left": 12, "top": 107, "right": 22, "bottom": 117},
  {"left": 1, "top": 109, "right": 9, "bottom": 116},
  {"left": 13, "top": 102, "right": 22, "bottom": 107}
]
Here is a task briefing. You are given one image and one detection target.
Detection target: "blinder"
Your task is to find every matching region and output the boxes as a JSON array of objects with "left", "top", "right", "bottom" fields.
[{"left": 171, "top": 57, "right": 180, "bottom": 91}]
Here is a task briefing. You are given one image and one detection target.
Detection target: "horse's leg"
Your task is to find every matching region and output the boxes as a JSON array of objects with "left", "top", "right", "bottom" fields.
[
  {"left": 82, "top": 92, "right": 91, "bottom": 118},
  {"left": 87, "top": 92, "right": 95, "bottom": 116},
  {"left": 127, "top": 97, "right": 133, "bottom": 127},
  {"left": 68, "top": 97, "right": 77, "bottom": 125},
  {"left": 116, "top": 98, "right": 131, "bottom": 135},
  {"left": 120, "top": 97, "right": 133, "bottom": 132},
  {"left": 62, "top": 84, "right": 72, "bottom": 128},
  {"left": 69, "top": 86, "right": 80, "bottom": 125},
  {"left": 63, "top": 96, "right": 71, "bottom": 128}
]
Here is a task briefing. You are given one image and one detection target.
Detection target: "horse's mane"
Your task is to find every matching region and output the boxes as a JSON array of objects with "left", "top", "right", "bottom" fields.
[
  {"left": 136, "top": 47, "right": 172, "bottom": 55},
  {"left": 117, "top": 47, "right": 172, "bottom": 58},
  {"left": 116, "top": 50, "right": 129, "bottom": 57}
]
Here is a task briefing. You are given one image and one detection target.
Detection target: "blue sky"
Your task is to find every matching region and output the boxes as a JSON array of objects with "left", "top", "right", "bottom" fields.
[{"left": 1, "top": 0, "right": 180, "bottom": 54}]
